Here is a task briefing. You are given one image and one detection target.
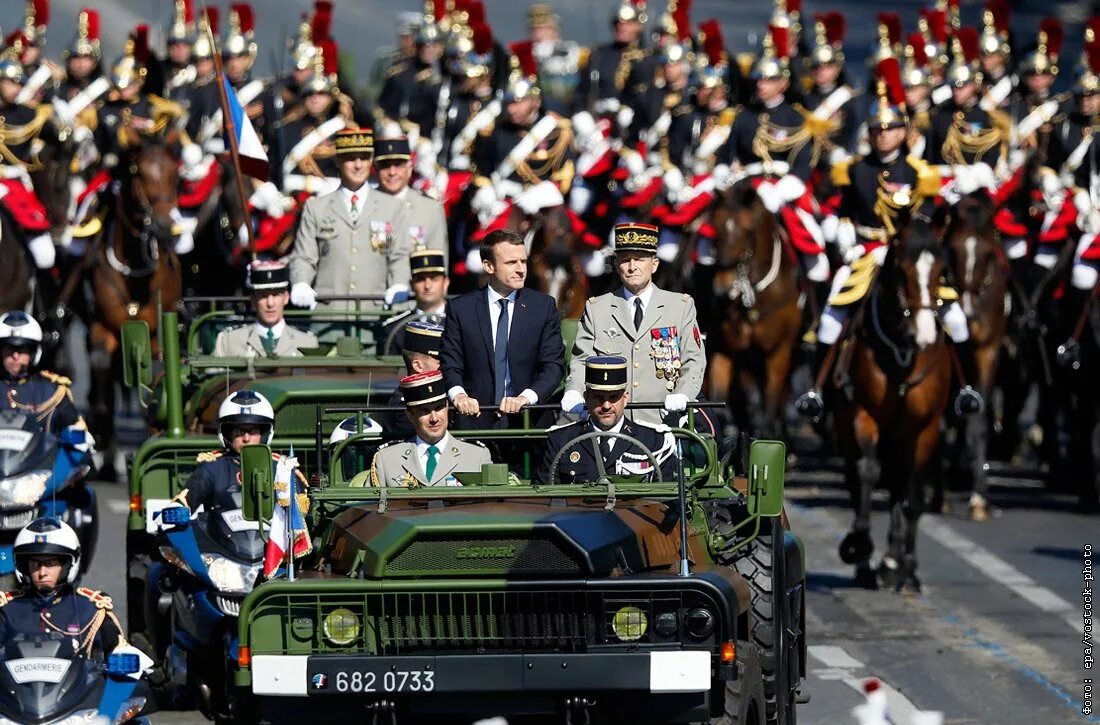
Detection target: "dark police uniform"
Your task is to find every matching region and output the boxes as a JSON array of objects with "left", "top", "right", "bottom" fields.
[
  {"left": 471, "top": 113, "right": 576, "bottom": 191},
  {"left": 379, "top": 59, "right": 441, "bottom": 136},
  {"left": 0, "top": 101, "right": 50, "bottom": 165},
  {"left": 572, "top": 41, "right": 647, "bottom": 115},
  {"left": 718, "top": 99, "right": 814, "bottom": 179},
  {"left": 94, "top": 93, "right": 183, "bottom": 162},
  {"left": 926, "top": 100, "right": 1009, "bottom": 167},
  {"left": 0, "top": 587, "right": 122, "bottom": 657},
  {"left": 178, "top": 450, "right": 306, "bottom": 514},
  {"left": 1, "top": 371, "right": 82, "bottom": 436}
]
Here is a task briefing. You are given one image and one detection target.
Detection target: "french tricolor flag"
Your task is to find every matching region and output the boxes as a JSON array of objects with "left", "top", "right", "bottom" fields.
[
  {"left": 222, "top": 77, "right": 270, "bottom": 182},
  {"left": 262, "top": 453, "right": 311, "bottom": 578}
]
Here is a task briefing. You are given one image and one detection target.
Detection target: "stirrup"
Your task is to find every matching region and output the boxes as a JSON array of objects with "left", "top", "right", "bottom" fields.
[
  {"left": 795, "top": 389, "right": 825, "bottom": 422},
  {"left": 954, "top": 386, "right": 984, "bottom": 417}
]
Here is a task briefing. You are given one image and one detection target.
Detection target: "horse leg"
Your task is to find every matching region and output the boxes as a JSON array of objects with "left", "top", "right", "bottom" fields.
[
  {"left": 965, "top": 343, "right": 999, "bottom": 521},
  {"left": 706, "top": 352, "right": 736, "bottom": 438},
  {"left": 897, "top": 421, "right": 940, "bottom": 593},
  {"left": 761, "top": 343, "right": 792, "bottom": 441},
  {"left": 838, "top": 408, "right": 879, "bottom": 588},
  {"left": 87, "top": 322, "right": 119, "bottom": 482}
]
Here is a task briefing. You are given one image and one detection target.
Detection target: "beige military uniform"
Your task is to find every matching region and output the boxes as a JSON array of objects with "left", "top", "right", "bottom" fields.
[
  {"left": 367, "top": 434, "right": 492, "bottom": 487},
  {"left": 387, "top": 188, "right": 449, "bottom": 260},
  {"left": 213, "top": 324, "right": 319, "bottom": 358},
  {"left": 567, "top": 285, "right": 705, "bottom": 424},
  {"left": 288, "top": 187, "right": 412, "bottom": 308}
]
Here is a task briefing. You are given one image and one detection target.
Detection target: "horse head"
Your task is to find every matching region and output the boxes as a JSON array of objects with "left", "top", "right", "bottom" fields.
[
  {"left": 945, "top": 192, "right": 998, "bottom": 318},
  {"left": 889, "top": 217, "right": 945, "bottom": 351},
  {"left": 532, "top": 205, "right": 575, "bottom": 270},
  {"left": 117, "top": 129, "right": 180, "bottom": 252},
  {"left": 31, "top": 119, "right": 78, "bottom": 242},
  {"left": 712, "top": 180, "right": 776, "bottom": 301}
]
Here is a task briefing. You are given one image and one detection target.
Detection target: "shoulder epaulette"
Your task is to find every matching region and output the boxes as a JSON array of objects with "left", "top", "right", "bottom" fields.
[
  {"left": 718, "top": 108, "right": 736, "bottom": 127},
  {"left": 0, "top": 591, "right": 19, "bottom": 606},
  {"left": 39, "top": 370, "right": 72, "bottom": 387},
  {"left": 76, "top": 587, "right": 113, "bottom": 610},
  {"left": 196, "top": 450, "right": 224, "bottom": 463},
  {"left": 830, "top": 158, "right": 852, "bottom": 187},
  {"left": 546, "top": 420, "right": 582, "bottom": 433},
  {"left": 907, "top": 156, "right": 941, "bottom": 197}
]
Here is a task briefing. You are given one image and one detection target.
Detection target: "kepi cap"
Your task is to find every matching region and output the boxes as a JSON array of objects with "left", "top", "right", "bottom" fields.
[
  {"left": 400, "top": 370, "right": 446, "bottom": 407},
  {"left": 247, "top": 260, "right": 290, "bottom": 290},
  {"left": 335, "top": 128, "right": 374, "bottom": 155},
  {"left": 403, "top": 321, "right": 443, "bottom": 358},
  {"left": 585, "top": 355, "right": 628, "bottom": 392},
  {"left": 410, "top": 248, "right": 446, "bottom": 275},
  {"left": 374, "top": 136, "right": 411, "bottom": 162},
  {"left": 613, "top": 222, "right": 659, "bottom": 254}
]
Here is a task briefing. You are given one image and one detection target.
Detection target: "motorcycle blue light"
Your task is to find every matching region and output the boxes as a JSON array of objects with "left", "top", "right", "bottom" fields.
[
  {"left": 160, "top": 506, "right": 191, "bottom": 526},
  {"left": 107, "top": 652, "right": 140, "bottom": 675},
  {"left": 59, "top": 428, "right": 87, "bottom": 446}
]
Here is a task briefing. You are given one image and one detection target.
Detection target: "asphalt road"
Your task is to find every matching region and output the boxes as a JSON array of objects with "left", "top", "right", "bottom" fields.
[{"left": 78, "top": 430, "right": 1097, "bottom": 724}]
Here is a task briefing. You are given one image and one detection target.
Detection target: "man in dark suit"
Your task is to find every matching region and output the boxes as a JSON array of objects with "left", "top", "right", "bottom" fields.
[{"left": 441, "top": 230, "right": 565, "bottom": 428}]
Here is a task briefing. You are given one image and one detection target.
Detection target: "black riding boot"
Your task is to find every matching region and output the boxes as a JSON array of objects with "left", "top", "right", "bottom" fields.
[
  {"left": 795, "top": 341, "right": 833, "bottom": 422},
  {"left": 953, "top": 338, "right": 985, "bottom": 416}
]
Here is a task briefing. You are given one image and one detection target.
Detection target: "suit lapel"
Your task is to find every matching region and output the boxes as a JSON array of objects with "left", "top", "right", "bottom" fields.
[
  {"left": 474, "top": 288, "right": 495, "bottom": 372},
  {"left": 612, "top": 289, "right": 635, "bottom": 340},
  {"left": 638, "top": 288, "right": 667, "bottom": 339},
  {"left": 330, "top": 190, "right": 353, "bottom": 228},
  {"left": 399, "top": 444, "right": 427, "bottom": 486}
]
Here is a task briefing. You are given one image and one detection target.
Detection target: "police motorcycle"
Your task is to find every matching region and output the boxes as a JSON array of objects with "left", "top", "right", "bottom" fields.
[
  {"left": 146, "top": 394, "right": 271, "bottom": 719},
  {"left": 0, "top": 519, "right": 155, "bottom": 724},
  {"left": 0, "top": 410, "right": 95, "bottom": 590}
]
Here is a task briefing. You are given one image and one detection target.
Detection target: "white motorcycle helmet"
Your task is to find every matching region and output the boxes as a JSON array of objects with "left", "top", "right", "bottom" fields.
[
  {"left": 328, "top": 415, "right": 383, "bottom": 445},
  {"left": 0, "top": 311, "right": 44, "bottom": 366},
  {"left": 13, "top": 517, "right": 82, "bottom": 587},
  {"left": 217, "top": 389, "right": 275, "bottom": 448}
]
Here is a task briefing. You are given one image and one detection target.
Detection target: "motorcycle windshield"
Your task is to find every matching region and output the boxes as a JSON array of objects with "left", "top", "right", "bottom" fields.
[
  {"left": 199, "top": 500, "right": 266, "bottom": 563},
  {"left": 0, "top": 633, "right": 103, "bottom": 722},
  {"left": 0, "top": 412, "right": 53, "bottom": 479}
]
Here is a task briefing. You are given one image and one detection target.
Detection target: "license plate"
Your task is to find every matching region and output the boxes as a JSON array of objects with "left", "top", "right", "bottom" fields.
[{"left": 307, "top": 657, "right": 437, "bottom": 695}]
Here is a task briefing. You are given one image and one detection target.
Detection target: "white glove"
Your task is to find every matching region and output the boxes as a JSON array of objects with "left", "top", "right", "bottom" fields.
[
  {"left": 515, "top": 181, "right": 564, "bottom": 215},
  {"left": 775, "top": 174, "right": 806, "bottom": 203},
  {"left": 1075, "top": 190, "right": 1092, "bottom": 217},
  {"left": 952, "top": 165, "right": 977, "bottom": 195},
  {"left": 569, "top": 182, "right": 593, "bottom": 215},
  {"left": 465, "top": 247, "right": 485, "bottom": 275},
  {"left": 249, "top": 181, "right": 287, "bottom": 218},
  {"left": 616, "top": 106, "right": 635, "bottom": 132},
  {"left": 27, "top": 233, "right": 56, "bottom": 269},
  {"left": 1083, "top": 211, "right": 1100, "bottom": 236},
  {"left": 837, "top": 219, "right": 857, "bottom": 253},
  {"left": 844, "top": 244, "right": 865, "bottom": 264},
  {"left": 180, "top": 142, "right": 203, "bottom": 169},
  {"left": 560, "top": 389, "right": 585, "bottom": 414},
  {"left": 592, "top": 98, "right": 621, "bottom": 115},
  {"left": 570, "top": 111, "right": 597, "bottom": 144},
  {"left": 663, "top": 167, "right": 686, "bottom": 199},
  {"left": 471, "top": 184, "right": 498, "bottom": 215},
  {"left": 583, "top": 249, "right": 609, "bottom": 276},
  {"left": 291, "top": 282, "right": 318, "bottom": 309},
  {"left": 657, "top": 242, "right": 679, "bottom": 262},
  {"left": 821, "top": 214, "right": 840, "bottom": 243},
  {"left": 384, "top": 283, "right": 411, "bottom": 307},
  {"left": 449, "top": 153, "right": 470, "bottom": 171},
  {"left": 970, "top": 163, "right": 996, "bottom": 191},
  {"left": 622, "top": 149, "right": 646, "bottom": 178},
  {"left": 757, "top": 181, "right": 783, "bottom": 213},
  {"left": 663, "top": 393, "right": 689, "bottom": 413},
  {"left": 712, "top": 164, "right": 735, "bottom": 191}
]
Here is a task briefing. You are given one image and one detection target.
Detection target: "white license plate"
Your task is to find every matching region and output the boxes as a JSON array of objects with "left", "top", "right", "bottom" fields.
[{"left": 310, "top": 668, "right": 436, "bottom": 694}]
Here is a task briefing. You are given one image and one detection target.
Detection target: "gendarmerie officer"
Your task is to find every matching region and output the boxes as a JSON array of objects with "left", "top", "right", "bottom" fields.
[
  {"left": 536, "top": 355, "right": 675, "bottom": 485},
  {"left": 0, "top": 312, "right": 85, "bottom": 437},
  {"left": 383, "top": 321, "right": 445, "bottom": 439},
  {"left": 213, "top": 261, "right": 318, "bottom": 358},
  {"left": 563, "top": 223, "right": 705, "bottom": 426},
  {"left": 379, "top": 248, "right": 449, "bottom": 355}
]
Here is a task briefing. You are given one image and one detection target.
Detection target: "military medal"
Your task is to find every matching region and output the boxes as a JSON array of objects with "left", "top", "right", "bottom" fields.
[
  {"left": 370, "top": 220, "right": 393, "bottom": 252},
  {"left": 409, "top": 225, "right": 427, "bottom": 248},
  {"left": 651, "top": 327, "right": 683, "bottom": 390}
]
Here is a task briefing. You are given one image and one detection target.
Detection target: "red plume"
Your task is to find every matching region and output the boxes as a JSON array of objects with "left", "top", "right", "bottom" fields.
[
  {"left": 877, "top": 13, "right": 901, "bottom": 47},
  {"left": 1040, "top": 18, "right": 1063, "bottom": 58},
  {"left": 181, "top": 0, "right": 194, "bottom": 23},
  {"left": 431, "top": 0, "right": 449, "bottom": 20},
  {"left": 83, "top": 8, "right": 100, "bottom": 41},
  {"left": 508, "top": 40, "right": 537, "bottom": 78},
  {"left": 32, "top": 0, "right": 50, "bottom": 27},
  {"left": 1088, "top": 17, "right": 1100, "bottom": 42},
  {"left": 673, "top": 0, "right": 692, "bottom": 42},
  {"left": 924, "top": 9, "right": 948, "bottom": 44},
  {"left": 955, "top": 26, "right": 978, "bottom": 63},
  {"left": 820, "top": 12, "right": 844, "bottom": 45},
  {"left": 1087, "top": 37, "right": 1100, "bottom": 73},
  {"left": 984, "top": 0, "right": 1010, "bottom": 34},
  {"left": 318, "top": 39, "right": 339, "bottom": 75},
  {"left": 4, "top": 30, "right": 28, "bottom": 53},
  {"left": 201, "top": 7, "right": 218, "bottom": 35},
  {"left": 699, "top": 19, "right": 725, "bottom": 66},
  {"left": 877, "top": 57, "right": 905, "bottom": 106},
  {"left": 132, "top": 24, "right": 151, "bottom": 63},
  {"left": 471, "top": 22, "right": 493, "bottom": 55},
  {"left": 466, "top": 0, "right": 486, "bottom": 27},
  {"left": 907, "top": 32, "right": 928, "bottom": 66},
  {"left": 311, "top": 2, "right": 333, "bottom": 42},
  {"left": 232, "top": 4, "right": 255, "bottom": 34},
  {"left": 769, "top": 23, "right": 789, "bottom": 59},
  {"left": 785, "top": 0, "right": 802, "bottom": 15}
]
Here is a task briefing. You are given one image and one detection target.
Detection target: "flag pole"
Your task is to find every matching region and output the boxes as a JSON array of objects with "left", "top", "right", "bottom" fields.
[
  {"left": 204, "top": 8, "right": 259, "bottom": 262},
  {"left": 287, "top": 444, "right": 296, "bottom": 582}
]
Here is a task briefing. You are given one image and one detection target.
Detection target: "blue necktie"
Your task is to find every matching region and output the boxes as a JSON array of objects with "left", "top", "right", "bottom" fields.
[{"left": 494, "top": 298, "right": 510, "bottom": 403}]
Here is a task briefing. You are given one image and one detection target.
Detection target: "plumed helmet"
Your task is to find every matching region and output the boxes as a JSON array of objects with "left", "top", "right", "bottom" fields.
[
  {"left": 0, "top": 311, "right": 43, "bottom": 365},
  {"left": 14, "top": 517, "right": 81, "bottom": 586},
  {"left": 217, "top": 389, "right": 275, "bottom": 447}
]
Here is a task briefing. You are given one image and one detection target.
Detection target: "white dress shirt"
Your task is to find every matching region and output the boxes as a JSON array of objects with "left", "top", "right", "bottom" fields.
[
  {"left": 252, "top": 319, "right": 287, "bottom": 341},
  {"left": 593, "top": 417, "right": 625, "bottom": 454},
  {"left": 622, "top": 283, "right": 655, "bottom": 321},
  {"left": 416, "top": 432, "right": 452, "bottom": 480},
  {"left": 447, "top": 286, "right": 539, "bottom": 405},
  {"left": 340, "top": 185, "right": 369, "bottom": 219}
]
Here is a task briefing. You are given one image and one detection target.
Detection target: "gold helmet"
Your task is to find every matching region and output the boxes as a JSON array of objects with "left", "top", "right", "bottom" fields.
[
  {"left": 191, "top": 7, "right": 219, "bottom": 61},
  {"left": 225, "top": 3, "right": 258, "bottom": 61},
  {"left": 872, "top": 12, "right": 902, "bottom": 65},
  {"left": 946, "top": 26, "right": 981, "bottom": 87},
  {"left": 527, "top": 3, "right": 558, "bottom": 29},
  {"left": 868, "top": 57, "right": 908, "bottom": 129},
  {"left": 167, "top": 0, "right": 194, "bottom": 44},
  {"left": 918, "top": 8, "right": 950, "bottom": 70},
  {"left": 809, "top": 12, "right": 844, "bottom": 67},
  {"left": 770, "top": 0, "right": 802, "bottom": 39},
  {"left": 612, "top": 0, "right": 647, "bottom": 25},
  {"left": 301, "top": 39, "right": 339, "bottom": 96},
  {"left": 979, "top": 0, "right": 1010, "bottom": 56},
  {"left": 694, "top": 19, "right": 728, "bottom": 89},
  {"left": 109, "top": 28, "right": 149, "bottom": 92},
  {"left": 452, "top": 22, "right": 494, "bottom": 80},
  {"left": 1076, "top": 25, "right": 1100, "bottom": 96},
  {"left": 751, "top": 24, "right": 791, "bottom": 80},
  {"left": 1019, "top": 19, "right": 1063, "bottom": 76},
  {"left": 902, "top": 32, "right": 931, "bottom": 88},
  {"left": 503, "top": 41, "right": 540, "bottom": 102},
  {"left": 22, "top": 0, "right": 48, "bottom": 46},
  {"left": 291, "top": 1, "right": 331, "bottom": 71},
  {"left": 64, "top": 8, "right": 100, "bottom": 60},
  {"left": 418, "top": 0, "right": 447, "bottom": 44}
]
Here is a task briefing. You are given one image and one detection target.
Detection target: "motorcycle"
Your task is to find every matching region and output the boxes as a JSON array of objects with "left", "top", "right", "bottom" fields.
[
  {"left": 0, "top": 633, "right": 154, "bottom": 724},
  {"left": 0, "top": 411, "right": 96, "bottom": 588},
  {"left": 148, "top": 498, "right": 262, "bottom": 720}
]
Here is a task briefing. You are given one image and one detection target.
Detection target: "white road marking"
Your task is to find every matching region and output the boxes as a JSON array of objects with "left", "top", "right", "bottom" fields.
[
  {"left": 105, "top": 499, "right": 130, "bottom": 515},
  {"left": 809, "top": 645, "right": 933, "bottom": 722},
  {"left": 919, "top": 518, "right": 1080, "bottom": 632}
]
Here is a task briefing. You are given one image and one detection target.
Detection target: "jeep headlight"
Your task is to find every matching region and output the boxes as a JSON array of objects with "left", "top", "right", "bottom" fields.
[
  {"left": 202, "top": 554, "right": 260, "bottom": 594},
  {"left": 323, "top": 608, "right": 360, "bottom": 646},
  {"left": 611, "top": 606, "right": 648, "bottom": 642},
  {"left": 0, "top": 470, "right": 49, "bottom": 507}
]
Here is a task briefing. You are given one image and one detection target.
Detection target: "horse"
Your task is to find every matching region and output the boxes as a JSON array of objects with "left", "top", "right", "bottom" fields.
[
  {"left": 177, "top": 156, "right": 249, "bottom": 300},
  {"left": 706, "top": 181, "right": 802, "bottom": 441},
  {"left": 0, "top": 213, "right": 34, "bottom": 313},
  {"left": 503, "top": 203, "right": 590, "bottom": 320},
  {"left": 942, "top": 192, "right": 1007, "bottom": 521},
  {"left": 88, "top": 130, "right": 183, "bottom": 479},
  {"left": 833, "top": 218, "right": 953, "bottom": 592}
]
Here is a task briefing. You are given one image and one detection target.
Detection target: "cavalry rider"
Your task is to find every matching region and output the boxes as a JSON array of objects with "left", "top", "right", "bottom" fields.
[
  {"left": 977, "top": 0, "right": 1015, "bottom": 112},
  {"left": 161, "top": 0, "right": 197, "bottom": 100},
  {"left": 0, "top": 311, "right": 88, "bottom": 438},
  {"left": 174, "top": 389, "right": 307, "bottom": 516},
  {"left": 213, "top": 260, "right": 318, "bottom": 358},
  {"left": 369, "top": 370, "right": 492, "bottom": 488},
  {"left": 271, "top": 1, "right": 328, "bottom": 147},
  {"left": 0, "top": 517, "right": 124, "bottom": 658},
  {"left": 796, "top": 58, "right": 984, "bottom": 421},
  {"left": 1008, "top": 20, "right": 1064, "bottom": 158},
  {"left": 367, "top": 12, "right": 422, "bottom": 103},
  {"left": 716, "top": 24, "right": 830, "bottom": 303},
  {"left": 537, "top": 355, "right": 675, "bottom": 485},
  {"left": 572, "top": 0, "right": 648, "bottom": 118},
  {"left": 11, "top": 0, "right": 62, "bottom": 106},
  {"left": 527, "top": 4, "right": 587, "bottom": 116},
  {"left": 801, "top": 12, "right": 859, "bottom": 170},
  {"left": 223, "top": 3, "right": 273, "bottom": 150},
  {"left": 44, "top": 9, "right": 103, "bottom": 109},
  {"left": 0, "top": 53, "right": 59, "bottom": 272},
  {"left": 182, "top": 9, "right": 223, "bottom": 155},
  {"left": 901, "top": 31, "right": 934, "bottom": 153},
  {"left": 467, "top": 43, "right": 576, "bottom": 273},
  {"left": 378, "top": 7, "right": 443, "bottom": 137}
]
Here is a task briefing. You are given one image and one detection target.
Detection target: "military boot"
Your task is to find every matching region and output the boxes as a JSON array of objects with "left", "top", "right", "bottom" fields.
[{"left": 953, "top": 338, "right": 985, "bottom": 416}]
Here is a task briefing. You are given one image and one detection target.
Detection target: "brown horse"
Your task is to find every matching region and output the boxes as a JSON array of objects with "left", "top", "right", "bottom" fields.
[
  {"left": 834, "top": 219, "right": 952, "bottom": 592},
  {"left": 0, "top": 213, "right": 34, "bottom": 313},
  {"left": 88, "top": 133, "right": 183, "bottom": 479},
  {"left": 943, "top": 193, "right": 1007, "bottom": 521},
  {"left": 706, "top": 181, "right": 802, "bottom": 440},
  {"left": 504, "top": 204, "right": 589, "bottom": 319}
]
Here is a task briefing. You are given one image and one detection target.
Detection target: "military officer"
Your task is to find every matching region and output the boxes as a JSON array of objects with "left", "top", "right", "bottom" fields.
[
  {"left": 369, "top": 370, "right": 492, "bottom": 488},
  {"left": 978, "top": 0, "right": 1015, "bottom": 111},
  {"left": 380, "top": 249, "right": 449, "bottom": 355},
  {"left": 182, "top": 9, "right": 222, "bottom": 150},
  {"left": 382, "top": 321, "right": 445, "bottom": 438},
  {"left": 374, "top": 136, "right": 448, "bottom": 254},
  {"left": 223, "top": 3, "right": 273, "bottom": 148},
  {"left": 0, "top": 312, "right": 86, "bottom": 437},
  {"left": 378, "top": 13, "right": 443, "bottom": 135},
  {"left": 802, "top": 12, "right": 860, "bottom": 168},
  {"left": 161, "top": 0, "right": 197, "bottom": 100},
  {"left": 0, "top": 518, "right": 124, "bottom": 658},
  {"left": 573, "top": 0, "right": 648, "bottom": 116},
  {"left": 527, "top": 4, "right": 587, "bottom": 116},
  {"left": 536, "top": 355, "right": 675, "bottom": 485},
  {"left": 1007, "top": 20, "right": 1064, "bottom": 156},
  {"left": 562, "top": 223, "right": 705, "bottom": 426},
  {"left": 213, "top": 261, "right": 318, "bottom": 358},
  {"left": 367, "top": 12, "right": 422, "bottom": 104},
  {"left": 45, "top": 9, "right": 106, "bottom": 114}
]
